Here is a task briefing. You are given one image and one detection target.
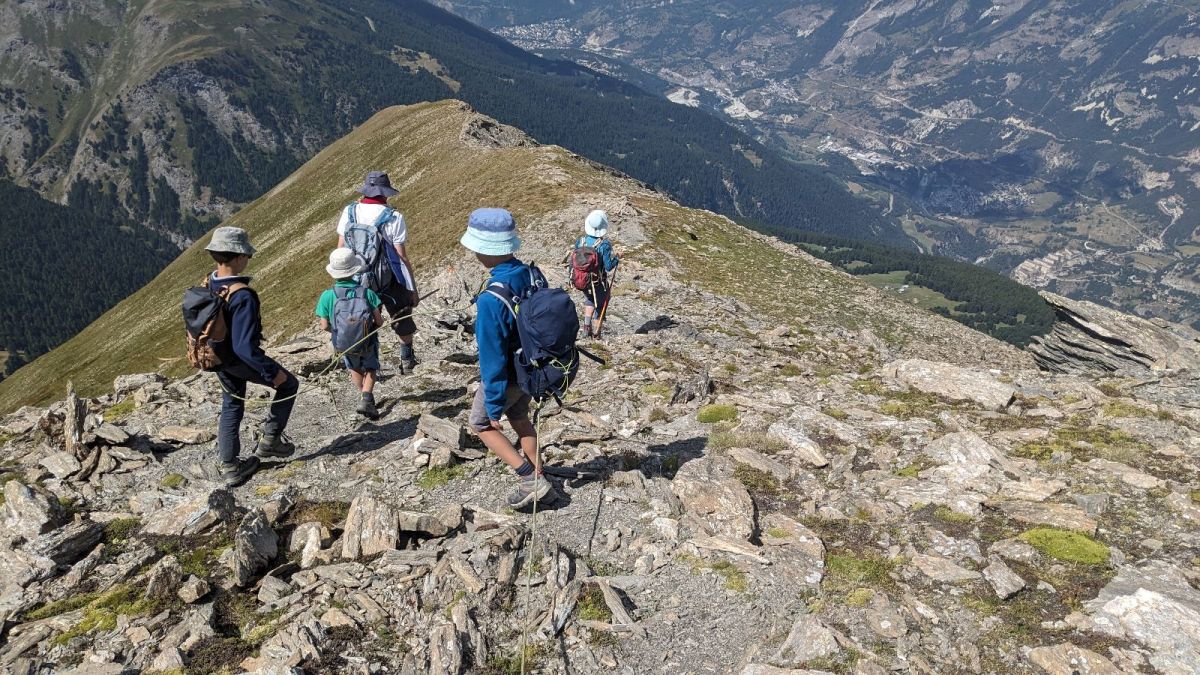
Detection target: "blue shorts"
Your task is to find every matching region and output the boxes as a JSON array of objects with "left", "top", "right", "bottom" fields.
[{"left": 342, "top": 335, "right": 380, "bottom": 373}]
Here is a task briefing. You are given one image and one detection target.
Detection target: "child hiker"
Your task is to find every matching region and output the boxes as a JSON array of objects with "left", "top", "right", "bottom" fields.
[
  {"left": 461, "top": 208, "right": 558, "bottom": 508},
  {"left": 205, "top": 227, "right": 298, "bottom": 487},
  {"left": 316, "top": 249, "right": 385, "bottom": 419},
  {"left": 568, "top": 209, "right": 620, "bottom": 338}
]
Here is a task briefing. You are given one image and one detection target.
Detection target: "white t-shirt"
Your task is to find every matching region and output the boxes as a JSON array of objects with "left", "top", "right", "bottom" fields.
[
  {"left": 336, "top": 202, "right": 414, "bottom": 291},
  {"left": 336, "top": 203, "right": 408, "bottom": 245}
]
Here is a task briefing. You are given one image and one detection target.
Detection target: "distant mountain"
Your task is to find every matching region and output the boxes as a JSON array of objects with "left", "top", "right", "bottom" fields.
[
  {"left": 0, "top": 180, "right": 175, "bottom": 379},
  {"left": 0, "top": 0, "right": 920, "bottom": 364},
  {"left": 438, "top": 0, "right": 1200, "bottom": 328}
]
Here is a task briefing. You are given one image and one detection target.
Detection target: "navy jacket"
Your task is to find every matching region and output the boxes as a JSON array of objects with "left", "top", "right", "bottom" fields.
[
  {"left": 475, "top": 259, "right": 536, "bottom": 420},
  {"left": 209, "top": 273, "right": 280, "bottom": 382}
]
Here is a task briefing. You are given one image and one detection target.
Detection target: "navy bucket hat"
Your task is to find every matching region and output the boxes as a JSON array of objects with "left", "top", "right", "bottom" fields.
[{"left": 357, "top": 171, "right": 399, "bottom": 199}]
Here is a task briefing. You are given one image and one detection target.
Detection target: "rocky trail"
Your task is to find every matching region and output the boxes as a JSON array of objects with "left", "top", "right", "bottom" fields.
[{"left": 3, "top": 247, "right": 1200, "bottom": 675}]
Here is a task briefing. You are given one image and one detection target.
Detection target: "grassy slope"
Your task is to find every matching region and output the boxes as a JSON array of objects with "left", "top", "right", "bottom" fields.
[{"left": 0, "top": 100, "right": 1022, "bottom": 411}]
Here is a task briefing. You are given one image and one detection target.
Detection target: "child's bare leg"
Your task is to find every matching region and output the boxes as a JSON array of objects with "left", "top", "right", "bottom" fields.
[
  {"left": 362, "top": 371, "right": 377, "bottom": 394},
  {"left": 478, "top": 427, "right": 524, "bottom": 469},
  {"left": 350, "top": 369, "right": 364, "bottom": 390},
  {"left": 510, "top": 417, "right": 540, "bottom": 468}
]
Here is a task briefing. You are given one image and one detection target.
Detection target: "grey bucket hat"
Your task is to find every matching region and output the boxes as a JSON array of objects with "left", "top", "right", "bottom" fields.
[
  {"left": 357, "top": 171, "right": 399, "bottom": 199},
  {"left": 205, "top": 226, "right": 256, "bottom": 257}
]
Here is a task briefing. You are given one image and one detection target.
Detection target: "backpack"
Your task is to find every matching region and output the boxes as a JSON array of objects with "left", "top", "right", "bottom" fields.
[
  {"left": 569, "top": 237, "right": 603, "bottom": 291},
  {"left": 484, "top": 265, "right": 603, "bottom": 404},
  {"left": 330, "top": 286, "right": 374, "bottom": 354},
  {"left": 343, "top": 203, "right": 396, "bottom": 292},
  {"left": 182, "top": 279, "right": 250, "bottom": 371}
]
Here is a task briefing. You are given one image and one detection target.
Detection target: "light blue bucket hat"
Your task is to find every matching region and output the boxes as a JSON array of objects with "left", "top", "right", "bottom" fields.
[{"left": 460, "top": 207, "right": 521, "bottom": 256}]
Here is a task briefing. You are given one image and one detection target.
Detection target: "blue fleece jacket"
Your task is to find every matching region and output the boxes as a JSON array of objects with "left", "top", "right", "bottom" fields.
[
  {"left": 475, "top": 258, "right": 536, "bottom": 420},
  {"left": 577, "top": 236, "right": 618, "bottom": 272},
  {"left": 209, "top": 273, "right": 281, "bottom": 382}
]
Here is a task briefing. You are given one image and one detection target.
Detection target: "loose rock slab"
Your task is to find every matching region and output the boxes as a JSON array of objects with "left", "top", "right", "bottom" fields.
[
  {"left": 1026, "top": 642, "right": 1121, "bottom": 674},
  {"left": 884, "top": 358, "right": 1016, "bottom": 410}
]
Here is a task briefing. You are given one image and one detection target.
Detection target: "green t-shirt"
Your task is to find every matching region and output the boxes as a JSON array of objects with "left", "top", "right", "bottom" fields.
[{"left": 315, "top": 280, "right": 382, "bottom": 320}]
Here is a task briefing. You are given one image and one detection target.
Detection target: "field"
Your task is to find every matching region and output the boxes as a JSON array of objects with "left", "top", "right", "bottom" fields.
[{"left": 859, "top": 271, "right": 962, "bottom": 313}]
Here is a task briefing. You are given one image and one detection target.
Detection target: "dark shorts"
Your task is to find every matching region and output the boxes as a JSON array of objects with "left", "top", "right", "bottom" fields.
[
  {"left": 379, "top": 284, "right": 417, "bottom": 337},
  {"left": 468, "top": 384, "right": 532, "bottom": 432},
  {"left": 343, "top": 335, "right": 380, "bottom": 372},
  {"left": 583, "top": 281, "right": 610, "bottom": 309}
]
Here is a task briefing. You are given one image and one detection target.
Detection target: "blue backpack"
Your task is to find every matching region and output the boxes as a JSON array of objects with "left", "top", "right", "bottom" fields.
[
  {"left": 343, "top": 203, "right": 400, "bottom": 292},
  {"left": 483, "top": 265, "right": 603, "bottom": 404},
  {"left": 330, "top": 286, "right": 374, "bottom": 354}
]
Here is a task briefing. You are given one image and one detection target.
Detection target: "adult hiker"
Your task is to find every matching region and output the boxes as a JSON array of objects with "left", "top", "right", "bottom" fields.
[
  {"left": 202, "top": 227, "right": 298, "bottom": 486},
  {"left": 567, "top": 209, "right": 620, "bottom": 338},
  {"left": 337, "top": 170, "right": 419, "bottom": 372},
  {"left": 461, "top": 208, "right": 559, "bottom": 508}
]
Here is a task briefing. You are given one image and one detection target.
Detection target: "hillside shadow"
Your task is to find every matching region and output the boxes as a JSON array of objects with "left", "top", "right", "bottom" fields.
[{"left": 301, "top": 414, "right": 420, "bottom": 461}]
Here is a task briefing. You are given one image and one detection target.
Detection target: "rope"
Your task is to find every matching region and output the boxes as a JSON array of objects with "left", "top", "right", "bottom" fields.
[
  {"left": 519, "top": 401, "right": 545, "bottom": 675},
  {"left": 215, "top": 291, "right": 435, "bottom": 406}
]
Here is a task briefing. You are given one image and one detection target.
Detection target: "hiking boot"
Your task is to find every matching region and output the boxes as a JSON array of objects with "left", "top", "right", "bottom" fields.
[
  {"left": 255, "top": 433, "right": 296, "bottom": 459},
  {"left": 584, "top": 324, "right": 594, "bottom": 339},
  {"left": 506, "top": 475, "right": 558, "bottom": 510},
  {"left": 399, "top": 346, "right": 418, "bottom": 373},
  {"left": 357, "top": 395, "right": 379, "bottom": 419},
  {"left": 218, "top": 456, "right": 260, "bottom": 487}
]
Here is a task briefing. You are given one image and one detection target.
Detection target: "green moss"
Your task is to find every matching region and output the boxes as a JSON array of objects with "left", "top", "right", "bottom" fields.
[
  {"left": 933, "top": 506, "right": 974, "bottom": 524},
  {"left": 822, "top": 407, "right": 849, "bottom": 421},
  {"left": 641, "top": 383, "right": 672, "bottom": 398},
  {"left": 697, "top": 404, "right": 738, "bottom": 424},
  {"left": 577, "top": 584, "right": 613, "bottom": 622},
  {"left": 648, "top": 407, "right": 669, "bottom": 423},
  {"left": 1101, "top": 401, "right": 1155, "bottom": 419},
  {"left": 100, "top": 517, "right": 142, "bottom": 561},
  {"left": 159, "top": 473, "right": 186, "bottom": 489},
  {"left": 778, "top": 363, "right": 802, "bottom": 377},
  {"left": 0, "top": 433, "right": 16, "bottom": 446},
  {"left": 709, "top": 559, "right": 749, "bottom": 593},
  {"left": 707, "top": 430, "right": 788, "bottom": 454},
  {"left": 893, "top": 464, "right": 920, "bottom": 478},
  {"left": 50, "top": 584, "right": 170, "bottom": 646},
  {"left": 417, "top": 464, "right": 467, "bottom": 490},
  {"left": 103, "top": 397, "right": 137, "bottom": 422},
  {"left": 845, "top": 588, "right": 873, "bottom": 608},
  {"left": 852, "top": 379, "right": 888, "bottom": 396},
  {"left": 285, "top": 499, "right": 348, "bottom": 529},
  {"left": 766, "top": 527, "right": 789, "bottom": 539},
  {"left": 253, "top": 483, "right": 280, "bottom": 497},
  {"left": 723, "top": 362, "right": 740, "bottom": 374},
  {"left": 1191, "top": 491, "right": 1200, "bottom": 504},
  {"left": 25, "top": 592, "right": 101, "bottom": 621},
  {"left": 733, "top": 464, "right": 780, "bottom": 498},
  {"left": 1019, "top": 528, "right": 1109, "bottom": 565},
  {"left": 823, "top": 552, "right": 896, "bottom": 596}
]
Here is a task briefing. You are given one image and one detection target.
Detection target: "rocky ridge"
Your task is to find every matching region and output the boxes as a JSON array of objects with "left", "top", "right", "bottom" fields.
[
  {"left": 1, "top": 101, "right": 1199, "bottom": 674},
  {"left": 1, "top": 246, "right": 1199, "bottom": 672}
]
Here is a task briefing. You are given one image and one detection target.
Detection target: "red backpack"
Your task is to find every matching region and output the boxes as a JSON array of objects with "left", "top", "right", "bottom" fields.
[{"left": 570, "top": 238, "right": 603, "bottom": 290}]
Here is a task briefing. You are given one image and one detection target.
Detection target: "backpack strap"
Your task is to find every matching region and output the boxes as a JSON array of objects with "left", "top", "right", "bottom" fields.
[
  {"left": 482, "top": 281, "right": 519, "bottom": 321},
  {"left": 371, "top": 207, "right": 394, "bottom": 230},
  {"left": 214, "top": 281, "right": 250, "bottom": 300},
  {"left": 346, "top": 203, "right": 358, "bottom": 225}
]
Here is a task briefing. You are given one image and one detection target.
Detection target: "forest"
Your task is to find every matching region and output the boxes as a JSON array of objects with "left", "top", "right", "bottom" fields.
[
  {"left": 0, "top": 180, "right": 176, "bottom": 378},
  {"left": 751, "top": 222, "right": 1056, "bottom": 346}
]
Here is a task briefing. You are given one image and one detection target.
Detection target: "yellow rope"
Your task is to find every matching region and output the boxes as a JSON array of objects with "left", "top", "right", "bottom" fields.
[
  {"left": 520, "top": 401, "right": 545, "bottom": 675},
  {"left": 214, "top": 293, "right": 432, "bottom": 406}
]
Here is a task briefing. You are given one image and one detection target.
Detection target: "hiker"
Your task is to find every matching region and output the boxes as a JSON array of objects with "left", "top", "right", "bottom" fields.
[
  {"left": 204, "top": 227, "right": 298, "bottom": 486},
  {"left": 568, "top": 210, "right": 620, "bottom": 338},
  {"left": 315, "top": 249, "right": 385, "bottom": 419},
  {"left": 336, "top": 171, "right": 419, "bottom": 372},
  {"left": 461, "top": 208, "right": 559, "bottom": 508}
]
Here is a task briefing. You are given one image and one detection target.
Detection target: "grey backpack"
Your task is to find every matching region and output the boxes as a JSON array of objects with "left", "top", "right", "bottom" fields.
[
  {"left": 331, "top": 286, "right": 373, "bottom": 354},
  {"left": 343, "top": 203, "right": 396, "bottom": 292}
]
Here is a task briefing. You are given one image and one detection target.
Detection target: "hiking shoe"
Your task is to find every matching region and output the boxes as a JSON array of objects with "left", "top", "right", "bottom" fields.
[
  {"left": 218, "top": 456, "right": 260, "bottom": 487},
  {"left": 506, "top": 475, "right": 557, "bottom": 510},
  {"left": 357, "top": 396, "right": 379, "bottom": 419},
  {"left": 255, "top": 433, "right": 296, "bottom": 459},
  {"left": 399, "top": 347, "right": 418, "bottom": 373},
  {"left": 584, "top": 324, "right": 594, "bottom": 339}
]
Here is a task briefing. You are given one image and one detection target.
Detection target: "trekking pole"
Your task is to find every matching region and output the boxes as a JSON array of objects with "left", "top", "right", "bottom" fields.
[
  {"left": 519, "top": 401, "right": 545, "bottom": 675},
  {"left": 594, "top": 268, "right": 618, "bottom": 339}
]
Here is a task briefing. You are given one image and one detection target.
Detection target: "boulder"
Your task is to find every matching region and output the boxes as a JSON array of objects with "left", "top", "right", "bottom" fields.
[
  {"left": 987, "top": 500, "right": 1098, "bottom": 534},
  {"left": 883, "top": 359, "right": 1016, "bottom": 411},
  {"left": 417, "top": 414, "right": 465, "bottom": 450},
  {"left": 1028, "top": 291, "right": 1200, "bottom": 376},
  {"left": 144, "top": 554, "right": 183, "bottom": 600},
  {"left": 983, "top": 558, "right": 1026, "bottom": 599},
  {"left": 0, "top": 481, "right": 62, "bottom": 543},
  {"left": 26, "top": 519, "right": 104, "bottom": 565},
  {"left": 670, "top": 456, "right": 755, "bottom": 540},
  {"left": 156, "top": 426, "right": 215, "bottom": 445},
  {"left": 92, "top": 425, "right": 130, "bottom": 446},
  {"left": 63, "top": 383, "right": 87, "bottom": 457},
  {"left": 911, "top": 553, "right": 982, "bottom": 583},
  {"left": 1026, "top": 643, "right": 1121, "bottom": 674},
  {"left": 766, "top": 424, "right": 829, "bottom": 467},
  {"left": 113, "top": 373, "right": 166, "bottom": 396},
  {"left": 0, "top": 546, "right": 56, "bottom": 587},
  {"left": 288, "top": 522, "right": 331, "bottom": 553},
  {"left": 728, "top": 447, "right": 792, "bottom": 482},
  {"left": 228, "top": 508, "right": 278, "bottom": 587},
  {"left": 341, "top": 494, "right": 399, "bottom": 559},
  {"left": 1085, "top": 561, "right": 1200, "bottom": 673},
  {"left": 771, "top": 614, "right": 842, "bottom": 666},
  {"left": 178, "top": 575, "right": 211, "bottom": 604},
  {"left": 40, "top": 451, "right": 81, "bottom": 479},
  {"left": 141, "top": 488, "right": 238, "bottom": 537}
]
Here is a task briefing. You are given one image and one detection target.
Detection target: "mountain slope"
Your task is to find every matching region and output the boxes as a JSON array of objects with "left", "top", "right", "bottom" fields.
[
  {"left": 0, "top": 100, "right": 1026, "bottom": 412},
  {"left": 441, "top": 0, "right": 1200, "bottom": 327}
]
